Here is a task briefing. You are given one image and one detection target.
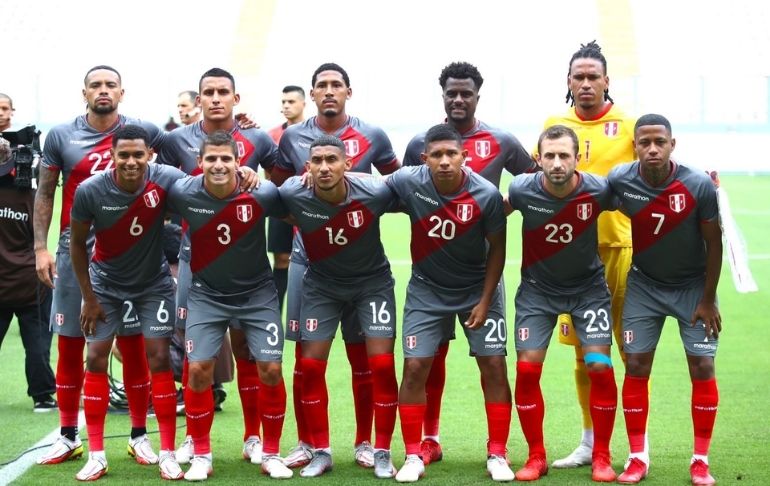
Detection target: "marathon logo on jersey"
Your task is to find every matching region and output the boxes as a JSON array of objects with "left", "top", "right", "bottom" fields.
[
  {"left": 143, "top": 189, "right": 160, "bottom": 208},
  {"left": 186, "top": 339, "right": 194, "bottom": 353},
  {"left": 623, "top": 330, "right": 634, "bottom": 344},
  {"left": 475, "top": 140, "right": 491, "bottom": 158},
  {"left": 236, "top": 141, "right": 246, "bottom": 158},
  {"left": 55, "top": 313, "right": 65, "bottom": 326},
  {"left": 518, "top": 327, "right": 529, "bottom": 341},
  {"left": 560, "top": 323, "right": 570, "bottom": 337},
  {"left": 305, "top": 318, "right": 318, "bottom": 332},
  {"left": 236, "top": 204, "right": 253, "bottom": 223},
  {"left": 289, "top": 320, "right": 299, "bottom": 333},
  {"left": 177, "top": 307, "right": 187, "bottom": 319},
  {"left": 669, "top": 193, "right": 686, "bottom": 213},
  {"left": 604, "top": 122, "right": 618, "bottom": 137},
  {"left": 456, "top": 203, "right": 474, "bottom": 222},
  {"left": 405, "top": 335, "right": 417, "bottom": 350},
  {"left": 344, "top": 140, "right": 360, "bottom": 157},
  {"left": 577, "top": 203, "right": 592, "bottom": 221},
  {"left": 347, "top": 210, "right": 364, "bottom": 228}
]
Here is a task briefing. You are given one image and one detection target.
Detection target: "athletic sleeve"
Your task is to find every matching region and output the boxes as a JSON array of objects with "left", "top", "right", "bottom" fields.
[
  {"left": 402, "top": 135, "right": 424, "bottom": 166},
  {"left": 70, "top": 179, "right": 95, "bottom": 223},
  {"left": 41, "top": 126, "right": 64, "bottom": 171}
]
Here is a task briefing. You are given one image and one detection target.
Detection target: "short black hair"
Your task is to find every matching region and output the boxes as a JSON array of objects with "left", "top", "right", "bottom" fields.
[
  {"left": 200, "top": 130, "right": 238, "bottom": 157},
  {"left": 565, "top": 40, "right": 613, "bottom": 105},
  {"left": 84, "top": 65, "right": 122, "bottom": 86},
  {"left": 199, "top": 68, "right": 236, "bottom": 92},
  {"left": 634, "top": 113, "right": 672, "bottom": 135},
  {"left": 112, "top": 124, "right": 150, "bottom": 148},
  {"left": 311, "top": 63, "right": 350, "bottom": 88},
  {"left": 283, "top": 85, "right": 305, "bottom": 97},
  {"left": 178, "top": 90, "right": 198, "bottom": 101},
  {"left": 439, "top": 62, "right": 484, "bottom": 90},
  {"left": 424, "top": 124, "right": 463, "bottom": 151},
  {"left": 0, "top": 93, "right": 13, "bottom": 109},
  {"left": 537, "top": 125, "right": 579, "bottom": 156},
  {"left": 310, "top": 134, "right": 345, "bottom": 154}
]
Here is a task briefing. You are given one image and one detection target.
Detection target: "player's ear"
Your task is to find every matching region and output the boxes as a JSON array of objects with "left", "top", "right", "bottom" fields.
[
  {"left": 420, "top": 152, "right": 428, "bottom": 163},
  {"left": 118, "top": 88, "right": 125, "bottom": 103},
  {"left": 344, "top": 157, "right": 352, "bottom": 171},
  {"left": 233, "top": 93, "right": 240, "bottom": 106},
  {"left": 461, "top": 148, "right": 469, "bottom": 160},
  {"left": 346, "top": 87, "right": 352, "bottom": 99},
  {"left": 197, "top": 156, "right": 203, "bottom": 169}
]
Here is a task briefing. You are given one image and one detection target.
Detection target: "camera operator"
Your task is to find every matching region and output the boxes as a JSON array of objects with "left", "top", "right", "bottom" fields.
[{"left": 0, "top": 93, "right": 57, "bottom": 412}]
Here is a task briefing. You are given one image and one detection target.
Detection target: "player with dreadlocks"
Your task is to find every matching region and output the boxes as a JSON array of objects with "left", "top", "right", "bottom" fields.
[{"left": 528, "top": 40, "right": 637, "bottom": 479}]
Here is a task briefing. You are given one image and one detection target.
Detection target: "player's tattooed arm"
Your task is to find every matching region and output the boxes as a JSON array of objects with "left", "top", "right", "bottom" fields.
[
  {"left": 692, "top": 218, "right": 723, "bottom": 338},
  {"left": 70, "top": 219, "right": 106, "bottom": 336},
  {"left": 33, "top": 167, "right": 60, "bottom": 288},
  {"left": 465, "top": 229, "right": 506, "bottom": 330}
]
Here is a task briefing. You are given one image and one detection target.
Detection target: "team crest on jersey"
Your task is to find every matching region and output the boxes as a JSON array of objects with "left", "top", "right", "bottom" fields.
[
  {"left": 405, "top": 335, "right": 417, "bottom": 349},
  {"left": 143, "top": 189, "right": 160, "bottom": 208},
  {"left": 669, "top": 194, "right": 686, "bottom": 213},
  {"left": 623, "top": 330, "right": 634, "bottom": 344},
  {"left": 347, "top": 210, "right": 364, "bottom": 228},
  {"left": 518, "top": 327, "right": 529, "bottom": 341},
  {"left": 236, "top": 141, "right": 246, "bottom": 158},
  {"left": 577, "top": 203, "right": 593, "bottom": 221},
  {"left": 306, "top": 318, "right": 318, "bottom": 332},
  {"left": 289, "top": 320, "right": 299, "bottom": 332},
  {"left": 475, "top": 140, "right": 491, "bottom": 158},
  {"left": 560, "top": 323, "right": 570, "bottom": 337},
  {"left": 456, "top": 203, "right": 474, "bottom": 222},
  {"left": 55, "top": 313, "right": 64, "bottom": 326},
  {"left": 177, "top": 307, "right": 187, "bottom": 319},
  {"left": 185, "top": 339, "right": 194, "bottom": 353},
  {"left": 236, "top": 204, "right": 253, "bottom": 223},
  {"left": 604, "top": 122, "right": 618, "bottom": 137},
  {"left": 343, "top": 140, "right": 360, "bottom": 157}
]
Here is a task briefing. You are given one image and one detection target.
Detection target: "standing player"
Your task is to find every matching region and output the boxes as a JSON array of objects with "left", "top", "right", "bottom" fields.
[
  {"left": 266, "top": 85, "right": 306, "bottom": 313},
  {"left": 539, "top": 41, "right": 637, "bottom": 469},
  {"left": 69, "top": 125, "right": 186, "bottom": 481},
  {"left": 177, "top": 91, "right": 201, "bottom": 126},
  {"left": 609, "top": 114, "right": 722, "bottom": 486},
  {"left": 269, "top": 62, "right": 400, "bottom": 469},
  {"left": 34, "top": 65, "right": 164, "bottom": 466},
  {"left": 506, "top": 125, "right": 618, "bottom": 482},
  {"left": 388, "top": 124, "right": 512, "bottom": 483},
  {"left": 167, "top": 131, "right": 292, "bottom": 481},
  {"left": 157, "top": 67, "right": 278, "bottom": 466},
  {"left": 402, "top": 61, "right": 536, "bottom": 464},
  {"left": 277, "top": 135, "right": 399, "bottom": 478}
]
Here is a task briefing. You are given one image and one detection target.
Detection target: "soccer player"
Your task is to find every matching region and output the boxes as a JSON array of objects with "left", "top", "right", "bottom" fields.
[
  {"left": 539, "top": 41, "right": 637, "bottom": 469},
  {"left": 157, "top": 67, "right": 278, "bottom": 466},
  {"left": 69, "top": 125, "right": 186, "bottom": 481},
  {"left": 402, "top": 61, "right": 536, "bottom": 464},
  {"left": 177, "top": 90, "right": 201, "bottom": 126},
  {"left": 506, "top": 125, "right": 618, "bottom": 482},
  {"left": 34, "top": 65, "right": 164, "bottom": 466},
  {"left": 387, "top": 124, "right": 512, "bottom": 483},
  {"left": 277, "top": 135, "right": 399, "bottom": 478},
  {"left": 167, "top": 130, "right": 292, "bottom": 481},
  {"left": 266, "top": 85, "right": 306, "bottom": 313},
  {"left": 609, "top": 114, "right": 722, "bottom": 486},
  {"left": 269, "top": 62, "right": 400, "bottom": 469}
]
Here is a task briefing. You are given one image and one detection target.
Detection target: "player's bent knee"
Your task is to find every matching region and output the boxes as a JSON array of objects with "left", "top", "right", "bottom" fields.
[
  {"left": 401, "top": 358, "right": 433, "bottom": 388},
  {"left": 686, "top": 356, "right": 715, "bottom": 380},
  {"left": 86, "top": 341, "right": 113, "bottom": 373},
  {"left": 583, "top": 351, "right": 613, "bottom": 372},
  {"left": 624, "top": 352, "right": 653, "bottom": 377},
  {"left": 188, "top": 360, "right": 215, "bottom": 392},
  {"left": 257, "top": 361, "right": 282, "bottom": 386}
]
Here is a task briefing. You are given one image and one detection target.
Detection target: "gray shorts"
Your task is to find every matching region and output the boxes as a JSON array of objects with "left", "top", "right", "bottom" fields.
[
  {"left": 185, "top": 279, "right": 283, "bottom": 362},
  {"left": 622, "top": 268, "right": 718, "bottom": 356},
  {"left": 402, "top": 277, "right": 507, "bottom": 358},
  {"left": 514, "top": 281, "right": 613, "bottom": 351},
  {"left": 177, "top": 259, "right": 242, "bottom": 331},
  {"left": 285, "top": 259, "right": 365, "bottom": 344},
  {"left": 300, "top": 271, "right": 397, "bottom": 342},
  {"left": 87, "top": 272, "right": 175, "bottom": 342}
]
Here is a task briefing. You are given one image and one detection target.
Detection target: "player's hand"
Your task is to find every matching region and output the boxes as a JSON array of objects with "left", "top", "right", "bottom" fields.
[
  {"left": 234, "top": 112, "right": 259, "bottom": 130},
  {"left": 35, "top": 248, "right": 57, "bottom": 288},
  {"left": 464, "top": 302, "right": 490, "bottom": 330},
  {"left": 707, "top": 170, "right": 720, "bottom": 188},
  {"left": 237, "top": 167, "right": 260, "bottom": 191},
  {"left": 692, "top": 300, "right": 721, "bottom": 339},
  {"left": 300, "top": 171, "right": 315, "bottom": 189},
  {"left": 80, "top": 298, "right": 106, "bottom": 336},
  {"left": 0, "top": 137, "right": 10, "bottom": 164}
]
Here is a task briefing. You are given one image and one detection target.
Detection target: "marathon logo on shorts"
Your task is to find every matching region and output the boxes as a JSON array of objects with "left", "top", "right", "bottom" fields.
[
  {"left": 604, "top": 122, "right": 618, "bottom": 137},
  {"left": 577, "top": 203, "right": 592, "bottom": 221},
  {"left": 305, "top": 318, "right": 318, "bottom": 332},
  {"left": 560, "top": 323, "right": 569, "bottom": 337},
  {"left": 475, "top": 140, "right": 491, "bottom": 158},
  {"left": 143, "top": 189, "right": 160, "bottom": 208},
  {"left": 55, "top": 313, "right": 65, "bottom": 326},
  {"left": 623, "top": 330, "right": 634, "bottom": 344},
  {"left": 669, "top": 194, "right": 686, "bottom": 213},
  {"left": 177, "top": 307, "right": 187, "bottom": 319},
  {"left": 347, "top": 210, "right": 364, "bottom": 228},
  {"left": 405, "top": 335, "right": 417, "bottom": 349},
  {"left": 236, "top": 141, "right": 246, "bottom": 158},
  {"left": 289, "top": 320, "right": 299, "bottom": 332},
  {"left": 185, "top": 339, "right": 194, "bottom": 353},
  {"left": 236, "top": 204, "right": 253, "bottom": 223},
  {"left": 518, "top": 327, "right": 529, "bottom": 341},
  {"left": 456, "top": 203, "right": 474, "bottom": 222},
  {"left": 344, "top": 140, "right": 360, "bottom": 157}
]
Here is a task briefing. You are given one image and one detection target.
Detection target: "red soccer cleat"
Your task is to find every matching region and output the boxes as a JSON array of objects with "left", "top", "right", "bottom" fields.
[
  {"left": 591, "top": 453, "right": 617, "bottom": 482},
  {"left": 690, "top": 459, "right": 716, "bottom": 486},
  {"left": 420, "top": 439, "right": 443, "bottom": 465},
  {"left": 617, "top": 457, "right": 649, "bottom": 484},
  {"left": 515, "top": 455, "right": 548, "bottom": 481}
]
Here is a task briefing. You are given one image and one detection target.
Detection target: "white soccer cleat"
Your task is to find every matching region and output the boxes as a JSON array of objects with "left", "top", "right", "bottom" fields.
[
  {"left": 75, "top": 453, "right": 108, "bottom": 481},
  {"left": 487, "top": 454, "right": 515, "bottom": 482},
  {"left": 184, "top": 456, "right": 213, "bottom": 481},
  {"left": 299, "top": 450, "right": 333, "bottom": 477},
  {"left": 128, "top": 434, "right": 159, "bottom": 465},
  {"left": 176, "top": 436, "right": 194, "bottom": 465},
  {"left": 159, "top": 451, "right": 184, "bottom": 480},
  {"left": 242, "top": 436, "right": 263, "bottom": 465},
  {"left": 354, "top": 440, "right": 375, "bottom": 468},
  {"left": 395, "top": 454, "right": 425, "bottom": 483},
  {"left": 374, "top": 450, "right": 397, "bottom": 479},
  {"left": 551, "top": 441, "right": 593, "bottom": 468},
  {"left": 261, "top": 454, "right": 293, "bottom": 479},
  {"left": 284, "top": 442, "right": 313, "bottom": 469},
  {"left": 37, "top": 435, "right": 84, "bottom": 465}
]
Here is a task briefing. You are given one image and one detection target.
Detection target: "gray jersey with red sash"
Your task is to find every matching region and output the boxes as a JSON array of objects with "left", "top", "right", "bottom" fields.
[
  {"left": 608, "top": 161, "right": 718, "bottom": 287},
  {"left": 386, "top": 165, "right": 505, "bottom": 292},
  {"left": 509, "top": 172, "right": 616, "bottom": 295}
]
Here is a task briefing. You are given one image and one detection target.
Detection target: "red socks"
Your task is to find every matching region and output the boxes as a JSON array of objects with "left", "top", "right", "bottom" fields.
[
  {"left": 300, "top": 357, "right": 329, "bottom": 448},
  {"left": 588, "top": 368, "right": 617, "bottom": 456},
  {"left": 424, "top": 342, "right": 449, "bottom": 437},
  {"left": 399, "top": 403, "right": 426, "bottom": 456},
  {"left": 515, "top": 361, "right": 545, "bottom": 457},
  {"left": 83, "top": 371, "right": 110, "bottom": 451},
  {"left": 369, "top": 353, "right": 398, "bottom": 450},
  {"left": 260, "top": 380, "right": 287, "bottom": 455},
  {"left": 236, "top": 358, "right": 261, "bottom": 441},
  {"left": 292, "top": 344, "right": 312, "bottom": 444},
  {"left": 56, "top": 335, "right": 85, "bottom": 428},
  {"left": 692, "top": 378, "right": 718, "bottom": 456},
  {"left": 185, "top": 385, "right": 214, "bottom": 455},
  {"left": 151, "top": 370, "right": 177, "bottom": 451},
  {"left": 486, "top": 402, "right": 512, "bottom": 456},
  {"left": 345, "top": 343, "right": 373, "bottom": 445},
  {"left": 622, "top": 375, "right": 650, "bottom": 454},
  {"left": 116, "top": 334, "right": 151, "bottom": 429}
]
